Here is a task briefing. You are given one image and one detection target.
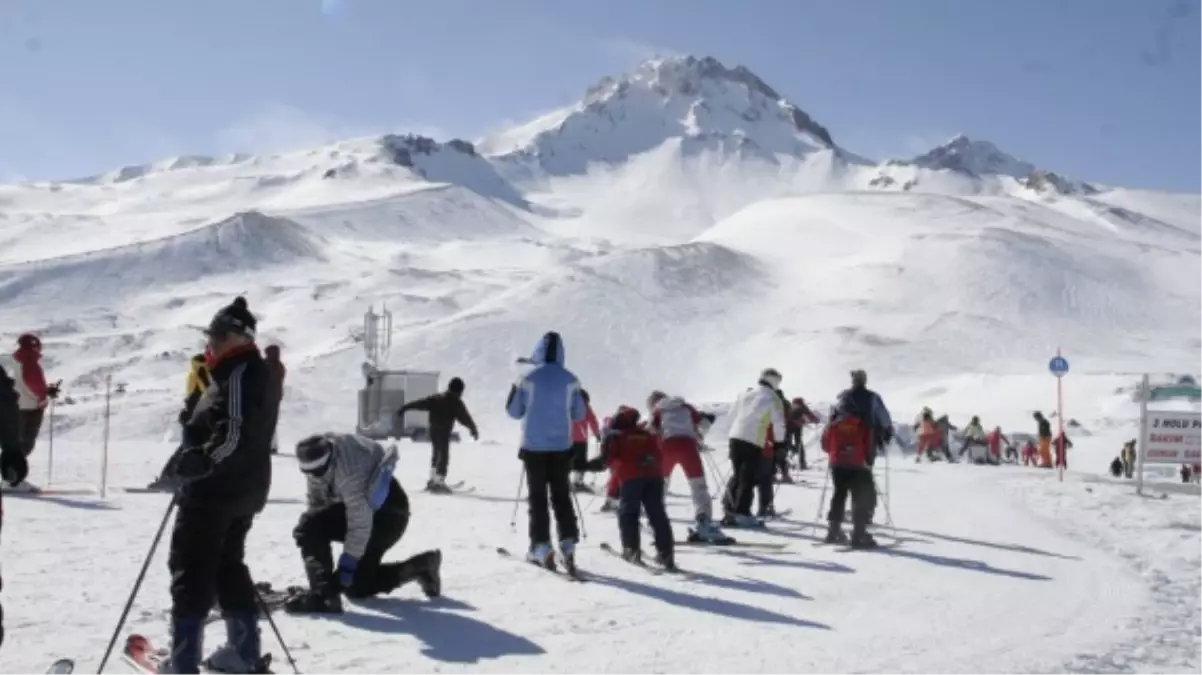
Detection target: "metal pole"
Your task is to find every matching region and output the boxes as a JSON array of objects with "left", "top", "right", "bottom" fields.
[
  {"left": 1136, "top": 373, "right": 1149, "bottom": 496},
  {"left": 102, "top": 373, "right": 112, "bottom": 499},
  {"left": 1056, "top": 347, "right": 1065, "bottom": 482},
  {"left": 47, "top": 396, "right": 55, "bottom": 486}
]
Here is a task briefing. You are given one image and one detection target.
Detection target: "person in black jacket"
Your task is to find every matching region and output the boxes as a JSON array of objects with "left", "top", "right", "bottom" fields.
[
  {"left": 160, "top": 296, "right": 273, "bottom": 674},
  {"left": 397, "top": 377, "right": 478, "bottom": 493},
  {"left": 0, "top": 366, "right": 29, "bottom": 489},
  {"left": 0, "top": 365, "right": 30, "bottom": 651}
]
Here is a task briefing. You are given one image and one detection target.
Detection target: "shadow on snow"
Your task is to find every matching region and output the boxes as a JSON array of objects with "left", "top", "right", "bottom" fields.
[
  {"left": 337, "top": 596, "right": 546, "bottom": 664},
  {"left": 587, "top": 571, "right": 832, "bottom": 630}
]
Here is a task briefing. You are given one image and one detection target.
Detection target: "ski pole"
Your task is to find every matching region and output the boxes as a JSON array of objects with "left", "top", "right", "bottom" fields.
[
  {"left": 811, "top": 466, "right": 830, "bottom": 536},
  {"left": 253, "top": 584, "right": 300, "bottom": 674},
  {"left": 98, "top": 496, "right": 177, "bottom": 674},
  {"left": 47, "top": 396, "right": 55, "bottom": 486},
  {"left": 508, "top": 466, "right": 526, "bottom": 530},
  {"left": 571, "top": 488, "right": 588, "bottom": 540}
]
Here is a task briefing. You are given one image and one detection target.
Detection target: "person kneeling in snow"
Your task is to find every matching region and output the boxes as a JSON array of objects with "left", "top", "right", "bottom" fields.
[
  {"left": 287, "top": 433, "right": 442, "bottom": 614},
  {"left": 647, "top": 391, "right": 730, "bottom": 544},
  {"left": 584, "top": 406, "right": 676, "bottom": 570}
]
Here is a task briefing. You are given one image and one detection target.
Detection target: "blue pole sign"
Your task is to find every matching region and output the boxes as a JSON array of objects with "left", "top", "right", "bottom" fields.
[{"left": 1048, "top": 355, "right": 1069, "bottom": 378}]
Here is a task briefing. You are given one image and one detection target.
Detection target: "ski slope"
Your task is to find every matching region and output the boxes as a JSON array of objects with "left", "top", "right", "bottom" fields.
[{"left": 0, "top": 54, "right": 1198, "bottom": 673}]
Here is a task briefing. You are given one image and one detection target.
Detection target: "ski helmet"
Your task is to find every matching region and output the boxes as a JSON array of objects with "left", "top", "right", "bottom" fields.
[
  {"left": 759, "top": 368, "right": 782, "bottom": 388},
  {"left": 296, "top": 434, "right": 334, "bottom": 474}
]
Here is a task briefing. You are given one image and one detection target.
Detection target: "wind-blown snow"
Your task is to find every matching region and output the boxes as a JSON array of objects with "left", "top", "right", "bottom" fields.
[{"left": 0, "top": 53, "right": 1197, "bottom": 674}]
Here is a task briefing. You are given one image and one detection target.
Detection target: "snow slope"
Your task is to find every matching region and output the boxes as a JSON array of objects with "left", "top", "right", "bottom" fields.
[{"left": 0, "top": 53, "right": 1197, "bottom": 673}]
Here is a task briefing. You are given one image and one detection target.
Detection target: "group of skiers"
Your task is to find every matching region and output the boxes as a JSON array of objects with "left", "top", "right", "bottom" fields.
[{"left": 912, "top": 407, "right": 1072, "bottom": 469}]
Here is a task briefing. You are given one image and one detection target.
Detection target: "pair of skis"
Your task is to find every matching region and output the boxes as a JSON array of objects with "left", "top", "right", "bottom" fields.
[{"left": 495, "top": 547, "right": 588, "bottom": 582}]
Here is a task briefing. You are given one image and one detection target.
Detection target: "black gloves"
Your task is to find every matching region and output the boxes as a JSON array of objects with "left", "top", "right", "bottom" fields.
[
  {"left": 167, "top": 447, "right": 214, "bottom": 486},
  {"left": 582, "top": 456, "right": 606, "bottom": 473},
  {"left": 46, "top": 381, "right": 62, "bottom": 400}
]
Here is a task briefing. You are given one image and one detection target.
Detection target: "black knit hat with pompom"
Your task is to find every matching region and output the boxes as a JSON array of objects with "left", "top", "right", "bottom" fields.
[{"left": 205, "top": 295, "right": 257, "bottom": 338}]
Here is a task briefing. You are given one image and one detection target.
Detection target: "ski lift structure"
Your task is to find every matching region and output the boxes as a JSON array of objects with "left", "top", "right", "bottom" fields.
[{"left": 355, "top": 305, "right": 447, "bottom": 441}]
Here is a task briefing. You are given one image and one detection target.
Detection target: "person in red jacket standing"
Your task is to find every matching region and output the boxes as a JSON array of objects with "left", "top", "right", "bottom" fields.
[
  {"left": 570, "top": 390, "right": 601, "bottom": 492},
  {"left": 11, "top": 334, "right": 59, "bottom": 459},
  {"left": 584, "top": 406, "right": 676, "bottom": 570},
  {"left": 647, "top": 391, "right": 731, "bottom": 544}
]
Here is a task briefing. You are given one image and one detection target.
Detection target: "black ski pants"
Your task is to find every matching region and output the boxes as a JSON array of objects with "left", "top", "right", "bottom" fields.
[
  {"left": 16, "top": 409, "right": 43, "bottom": 458},
  {"left": 756, "top": 453, "right": 775, "bottom": 514},
  {"left": 521, "top": 449, "right": 579, "bottom": 545},
  {"left": 430, "top": 434, "right": 451, "bottom": 477},
  {"left": 724, "top": 439, "right": 762, "bottom": 517},
  {"left": 293, "top": 479, "right": 430, "bottom": 598},
  {"left": 168, "top": 505, "right": 257, "bottom": 619},
  {"left": 570, "top": 441, "right": 589, "bottom": 474},
  {"left": 827, "top": 466, "right": 876, "bottom": 531},
  {"left": 618, "top": 475, "right": 673, "bottom": 556}
]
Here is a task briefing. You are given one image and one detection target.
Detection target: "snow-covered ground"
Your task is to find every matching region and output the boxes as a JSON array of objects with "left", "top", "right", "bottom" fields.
[{"left": 0, "top": 54, "right": 1198, "bottom": 673}]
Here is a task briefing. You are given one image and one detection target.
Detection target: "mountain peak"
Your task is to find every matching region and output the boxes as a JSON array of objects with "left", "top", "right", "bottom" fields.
[
  {"left": 481, "top": 55, "right": 836, "bottom": 170},
  {"left": 906, "top": 134, "right": 1035, "bottom": 178}
]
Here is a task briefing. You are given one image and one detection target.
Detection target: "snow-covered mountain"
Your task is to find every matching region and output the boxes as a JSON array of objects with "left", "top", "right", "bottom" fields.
[{"left": 0, "top": 52, "right": 1198, "bottom": 674}]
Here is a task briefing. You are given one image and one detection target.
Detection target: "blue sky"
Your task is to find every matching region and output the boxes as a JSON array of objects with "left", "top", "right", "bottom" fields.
[{"left": 1, "top": 0, "right": 1197, "bottom": 191}]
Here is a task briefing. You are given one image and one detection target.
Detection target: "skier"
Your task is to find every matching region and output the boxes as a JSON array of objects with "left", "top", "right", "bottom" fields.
[
  {"left": 505, "top": 331, "right": 585, "bottom": 569},
  {"left": 285, "top": 433, "right": 441, "bottom": 614},
  {"left": 1108, "top": 456, "right": 1124, "bottom": 478},
  {"left": 787, "top": 397, "right": 819, "bottom": 470},
  {"left": 159, "top": 296, "right": 273, "bottom": 674},
  {"left": 584, "top": 406, "right": 676, "bottom": 569},
  {"left": 986, "top": 426, "right": 1011, "bottom": 465},
  {"left": 1053, "top": 430, "right": 1073, "bottom": 469},
  {"left": 957, "top": 416, "right": 988, "bottom": 462},
  {"left": 1021, "top": 439, "right": 1039, "bottom": 466},
  {"left": 821, "top": 369, "right": 892, "bottom": 548},
  {"left": 647, "top": 391, "right": 729, "bottom": 543},
  {"left": 1120, "top": 439, "right": 1136, "bottom": 478},
  {"left": 1033, "top": 412, "right": 1053, "bottom": 467},
  {"left": 569, "top": 389, "right": 601, "bottom": 492},
  {"left": 263, "top": 345, "right": 286, "bottom": 455},
  {"left": 755, "top": 388, "right": 791, "bottom": 517},
  {"left": 721, "top": 368, "right": 786, "bottom": 528},
  {"left": 0, "top": 365, "right": 29, "bottom": 488},
  {"left": 913, "top": 408, "right": 940, "bottom": 462},
  {"left": 0, "top": 363, "right": 25, "bottom": 648},
  {"left": 935, "top": 414, "right": 957, "bottom": 462},
  {"left": 397, "top": 377, "right": 479, "bottom": 493},
  {"left": 11, "top": 334, "right": 59, "bottom": 459}
]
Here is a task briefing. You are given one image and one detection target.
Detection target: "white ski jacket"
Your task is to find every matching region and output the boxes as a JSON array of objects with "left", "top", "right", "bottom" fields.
[{"left": 726, "top": 384, "right": 787, "bottom": 448}]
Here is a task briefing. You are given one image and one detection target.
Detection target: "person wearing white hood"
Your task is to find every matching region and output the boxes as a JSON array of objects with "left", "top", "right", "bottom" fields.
[
  {"left": 647, "top": 391, "right": 733, "bottom": 544},
  {"left": 721, "top": 368, "right": 787, "bottom": 528}
]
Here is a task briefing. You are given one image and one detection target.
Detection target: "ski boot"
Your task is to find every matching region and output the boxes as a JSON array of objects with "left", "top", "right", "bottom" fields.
[
  {"left": 687, "top": 515, "right": 734, "bottom": 544},
  {"left": 599, "top": 497, "right": 619, "bottom": 513},
  {"left": 527, "top": 542, "right": 555, "bottom": 570},
  {"left": 850, "top": 526, "right": 878, "bottom": 550},
  {"left": 283, "top": 588, "right": 343, "bottom": 615},
  {"left": 823, "top": 525, "right": 849, "bottom": 545},
  {"left": 559, "top": 538, "right": 579, "bottom": 575},
  {"left": 757, "top": 504, "right": 778, "bottom": 519},
  {"left": 653, "top": 549, "right": 678, "bottom": 572},
  {"left": 427, "top": 475, "right": 453, "bottom": 494},
  {"left": 202, "top": 614, "right": 272, "bottom": 674},
  {"left": 621, "top": 547, "right": 642, "bottom": 564},
  {"left": 417, "top": 549, "right": 442, "bottom": 598}
]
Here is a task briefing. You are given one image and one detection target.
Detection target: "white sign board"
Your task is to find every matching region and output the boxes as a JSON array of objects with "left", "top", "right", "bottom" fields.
[{"left": 1143, "top": 411, "right": 1202, "bottom": 464}]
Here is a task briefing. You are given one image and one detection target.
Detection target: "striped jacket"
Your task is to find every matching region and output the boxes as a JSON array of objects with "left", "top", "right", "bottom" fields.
[{"left": 304, "top": 433, "right": 399, "bottom": 559}]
